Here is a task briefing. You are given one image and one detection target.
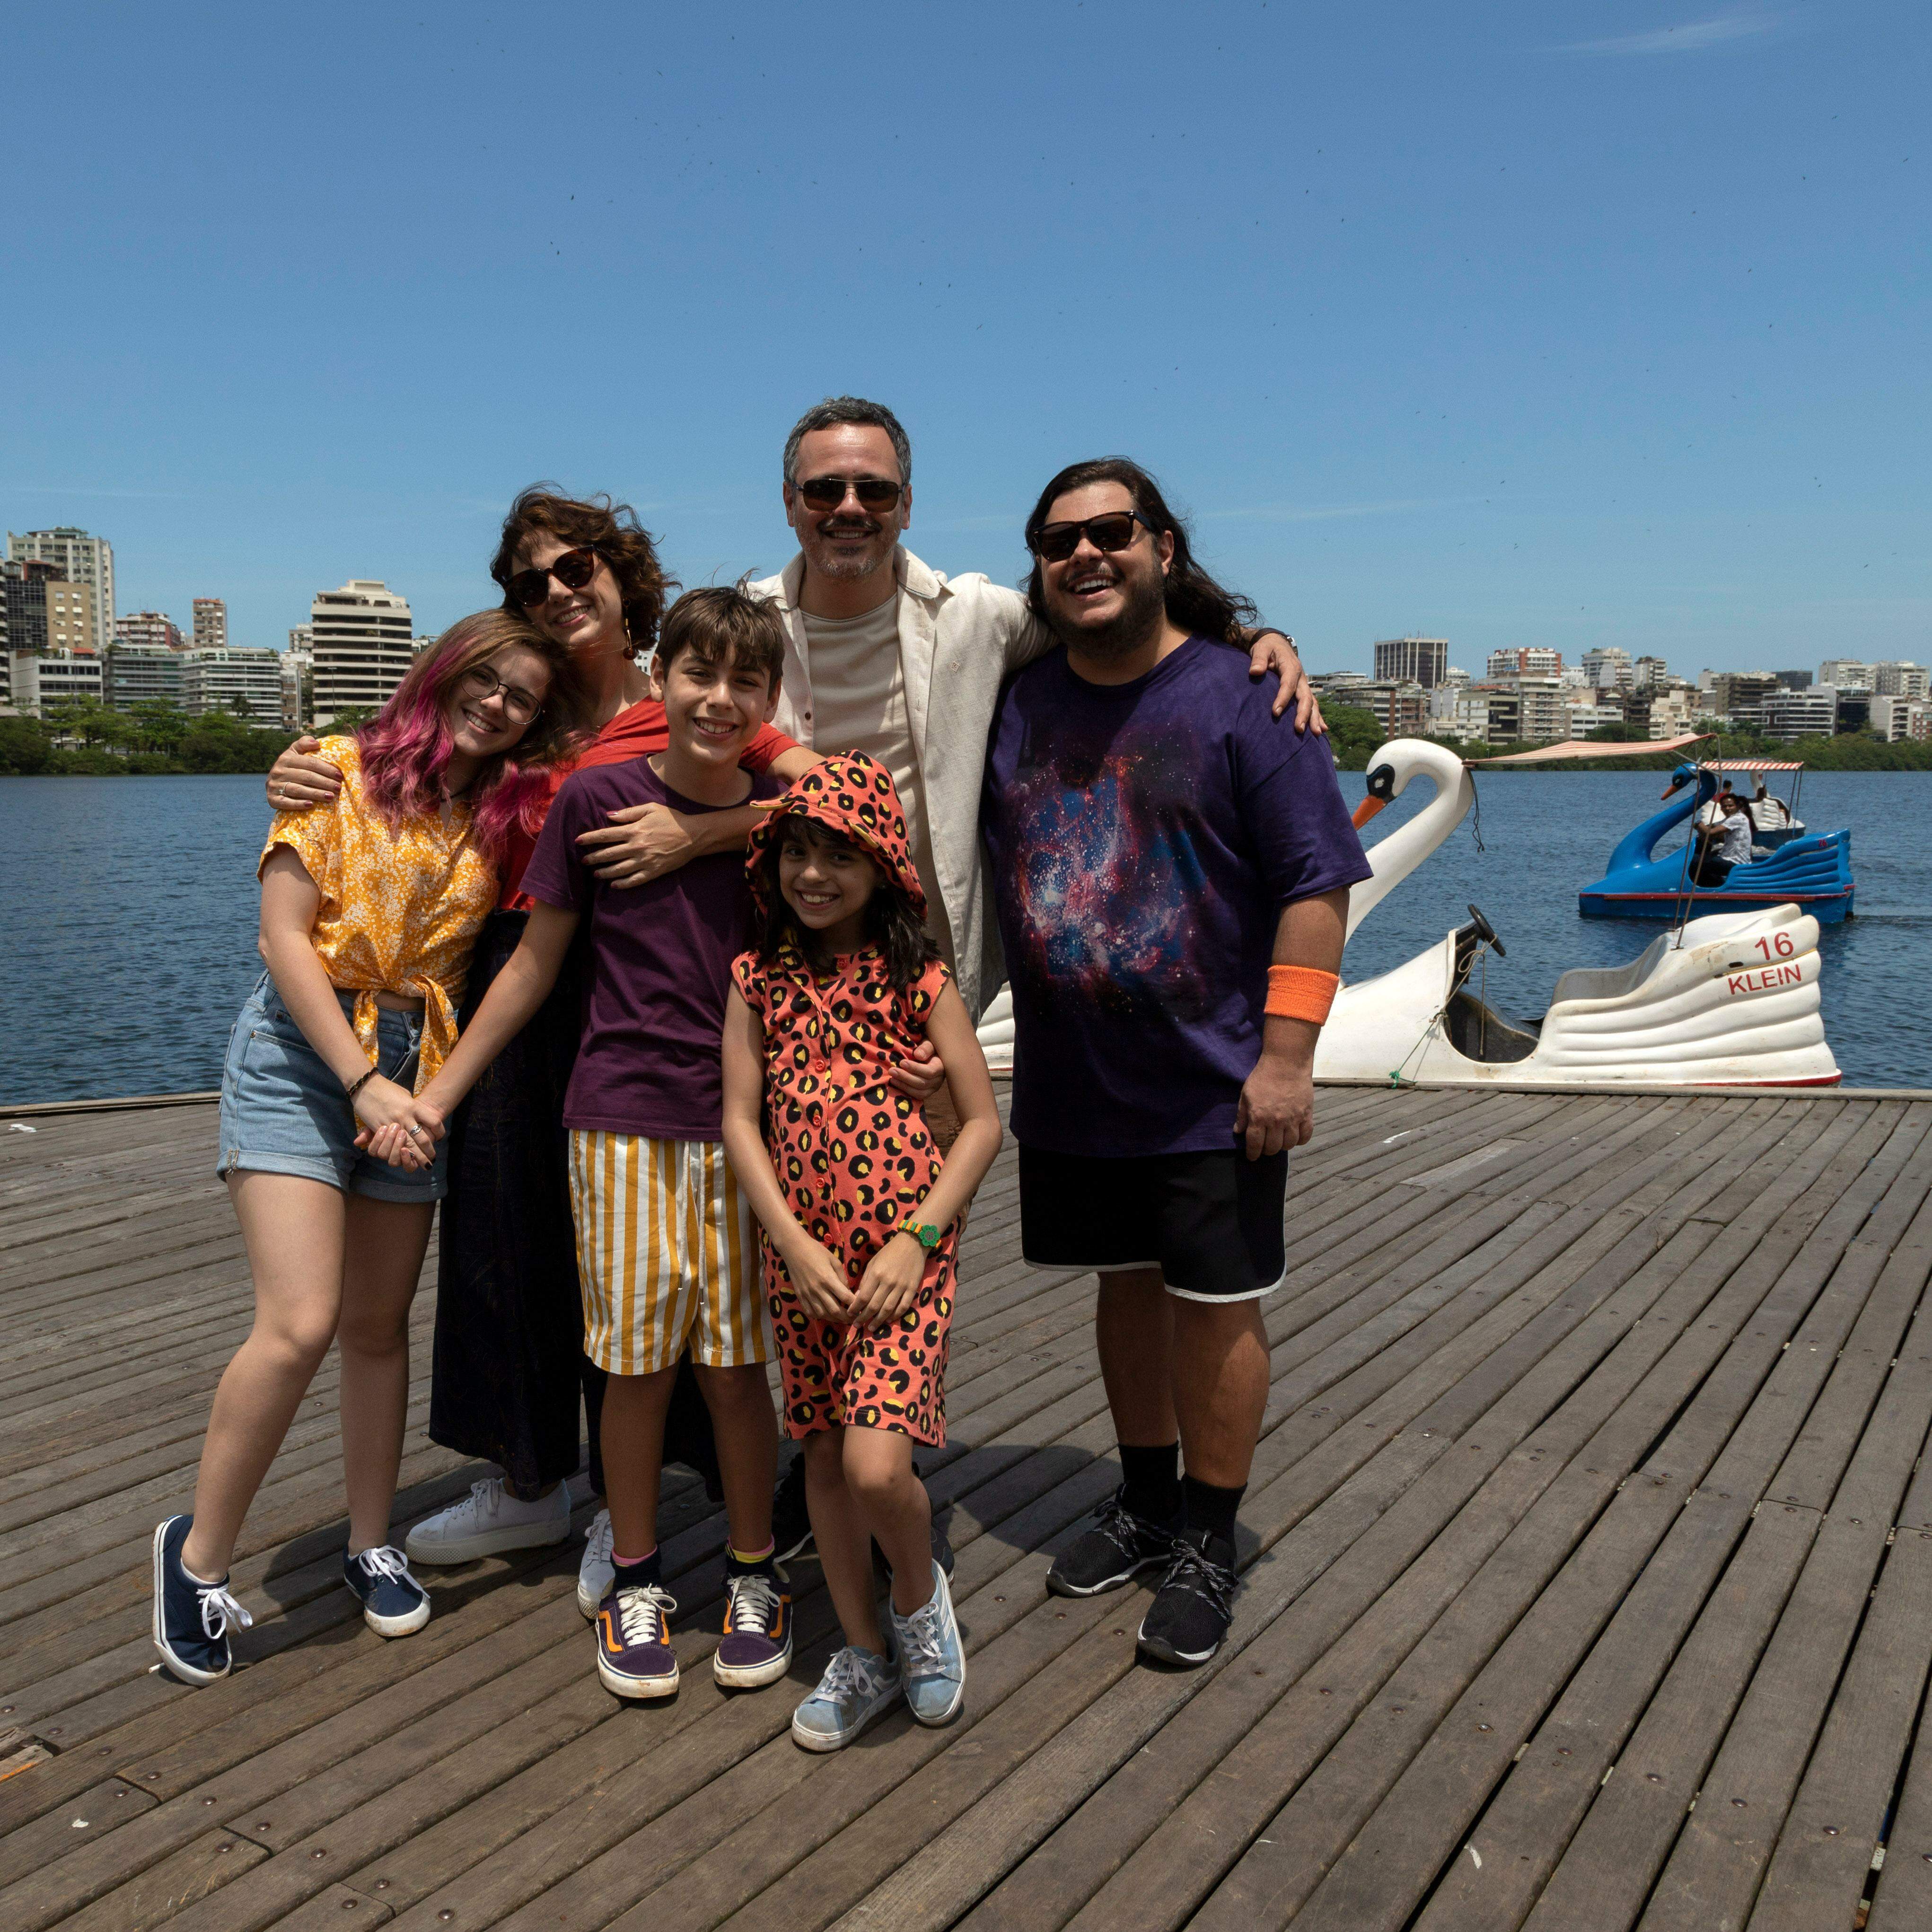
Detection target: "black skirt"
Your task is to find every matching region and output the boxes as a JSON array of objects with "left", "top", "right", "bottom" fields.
[{"left": 429, "top": 909, "right": 723, "bottom": 1502}]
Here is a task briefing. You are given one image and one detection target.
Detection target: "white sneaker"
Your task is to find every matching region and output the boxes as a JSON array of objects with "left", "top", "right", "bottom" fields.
[
  {"left": 577, "top": 1509, "right": 615, "bottom": 1619},
  {"left": 404, "top": 1477, "right": 572, "bottom": 1565}
]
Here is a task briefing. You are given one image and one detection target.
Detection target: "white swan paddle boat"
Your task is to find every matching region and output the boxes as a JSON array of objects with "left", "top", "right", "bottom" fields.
[
  {"left": 1316, "top": 738, "right": 1840, "bottom": 1089},
  {"left": 973, "top": 736, "right": 1841, "bottom": 1089}
]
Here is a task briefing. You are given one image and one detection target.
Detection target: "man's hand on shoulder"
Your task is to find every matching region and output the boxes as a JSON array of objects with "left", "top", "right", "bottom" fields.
[
  {"left": 266, "top": 736, "right": 344, "bottom": 811},
  {"left": 1245, "top": 631, "right": 1326, "bottom": 735}
]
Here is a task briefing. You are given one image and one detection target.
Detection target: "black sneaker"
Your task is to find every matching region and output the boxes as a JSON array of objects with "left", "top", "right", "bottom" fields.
[
  {"left": 1136, "top": 1526, "right": 1238, "bottom": 1666},
  {"left": 152, "top": 1514, "right": 253, "bottom": 1686},
  {"left": 773, "top": 1456, "right": 814, "bottom": 1563},
  {"left": 1047, "top": 1485, "right": 1183, "bottom": 1598}
]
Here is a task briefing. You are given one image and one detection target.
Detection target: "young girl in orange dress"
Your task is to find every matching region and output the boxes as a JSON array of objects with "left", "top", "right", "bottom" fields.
[
  {"left": 720, "top": 753, "right": 1001, "bottom": 1751},
  {"left": 151, "top": 613, "right": 587, "bottom": 1686}
]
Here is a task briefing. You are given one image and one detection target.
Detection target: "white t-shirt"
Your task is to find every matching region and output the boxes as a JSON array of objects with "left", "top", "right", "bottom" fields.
[
  {"left": 1717, "top": 810, "right": 1755, "bottom": 866},
  {"left": 801, "top": 596, "right": 954, "bottom": 961}
]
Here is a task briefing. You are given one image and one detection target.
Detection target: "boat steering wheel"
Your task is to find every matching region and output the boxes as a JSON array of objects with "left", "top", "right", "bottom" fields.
[{"left": 1466, "top": 904, "right": 1506, "bottom": 957}]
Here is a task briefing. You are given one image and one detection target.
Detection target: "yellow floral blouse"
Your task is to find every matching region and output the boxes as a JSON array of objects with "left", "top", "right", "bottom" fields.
[{"left": 260, "top": 737, "right": 498, "bottom": 1091}]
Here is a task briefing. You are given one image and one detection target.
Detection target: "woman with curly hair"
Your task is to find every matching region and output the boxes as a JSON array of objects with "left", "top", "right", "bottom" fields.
[{"left": 267, "top": 491, "right": 816, "bottom": 1608}]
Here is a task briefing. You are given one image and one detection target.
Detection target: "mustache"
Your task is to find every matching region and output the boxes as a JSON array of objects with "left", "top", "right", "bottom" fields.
[{"left": 816, "top": 517, "right": 880, "bottom": 536}]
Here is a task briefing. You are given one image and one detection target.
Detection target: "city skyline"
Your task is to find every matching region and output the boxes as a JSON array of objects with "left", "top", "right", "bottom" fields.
[{"left": 3, "top": 4, "right": 1926, "bottom": 676}]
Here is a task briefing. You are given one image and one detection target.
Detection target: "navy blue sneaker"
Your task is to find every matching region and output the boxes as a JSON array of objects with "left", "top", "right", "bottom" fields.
[
  {"left": 152, "top": 1515, "right": 252, "bottom": 1686},
  {"left": 343, "top": 1546, "right": 431, "bottom": 1636}
]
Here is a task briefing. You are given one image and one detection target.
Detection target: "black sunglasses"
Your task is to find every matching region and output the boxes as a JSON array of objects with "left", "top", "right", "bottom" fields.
[
  {"left": 1030, "top": 510, "right": 1158, "bottom": 563},
  {"left": 507, "top": 545, "right": 600, "bottom": 609},
  {"left": 794, "top": 474, "right": 904, "bottom": 513}
]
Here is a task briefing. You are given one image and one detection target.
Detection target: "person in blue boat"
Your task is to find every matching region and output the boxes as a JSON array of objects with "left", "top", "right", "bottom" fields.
[
  {"left": 981, "top": 457, "right": 1373, "bottom": 1669},
  {"left": 1693, "top": 789, "right": 1755, "bottom": 887}
]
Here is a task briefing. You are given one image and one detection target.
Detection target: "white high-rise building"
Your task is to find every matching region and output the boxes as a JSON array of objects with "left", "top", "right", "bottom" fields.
[
  {"left": 1581, "top": 646, "right": 1633, "bottom": 694},
  {"left": 7, "top": 528, "right": 114, "bottom": 655},
  {"left": 115, "top": 610, "right": 185, "bottom": 652},
  {"left": 1486, "top": 647, "right": 1563, "bottom": 681},
  {"left": 1818, "top": 659, "right": 1872, "bottom": 691},
  {"left": 1873, "top": 661, "right": 1928, "bottom": 698},
  {"left": 182, "top": 647, "right": 285, "bottom": 720},
  {"left": 310, "top": 581, "right": 416, "bottom": 727}
]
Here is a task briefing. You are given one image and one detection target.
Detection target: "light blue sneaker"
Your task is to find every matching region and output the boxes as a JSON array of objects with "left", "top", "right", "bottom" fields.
[
  {"left": 791, "top": 1641, "right": 902, "bottom": 1751},
  {"left": 891, "top": 1560, "right": 966, "bottom": 1727}
]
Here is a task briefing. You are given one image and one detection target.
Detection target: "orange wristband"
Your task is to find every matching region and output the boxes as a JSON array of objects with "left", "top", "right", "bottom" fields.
[{"left": 1265, "top": 965, "right": 1339, "bottom": 1024}]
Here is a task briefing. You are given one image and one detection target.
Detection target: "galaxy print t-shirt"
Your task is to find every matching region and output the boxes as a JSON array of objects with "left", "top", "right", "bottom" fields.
[{"left": 980, "top": 637, "right": 1372, "bottom": 1157}]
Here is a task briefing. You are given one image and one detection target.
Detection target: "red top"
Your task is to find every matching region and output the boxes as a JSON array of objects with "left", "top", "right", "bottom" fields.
[{"left": 497, "top": 701, "right": 795, "bottom": 911}]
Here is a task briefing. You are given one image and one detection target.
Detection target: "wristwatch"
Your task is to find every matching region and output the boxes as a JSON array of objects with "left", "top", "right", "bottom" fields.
[{"left": 902, "top": 1221, "right": 943, "bottom": 1253}]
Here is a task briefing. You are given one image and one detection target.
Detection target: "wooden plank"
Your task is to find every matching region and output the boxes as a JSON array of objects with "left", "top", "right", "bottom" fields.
[{"left": 1747, "top": 1529, "right": 1932, "bottom": 1929}]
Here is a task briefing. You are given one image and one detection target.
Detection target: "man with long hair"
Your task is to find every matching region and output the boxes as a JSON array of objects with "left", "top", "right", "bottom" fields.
[{"left": 980, "top": 457, "right": 1373, "bottom": 1666}]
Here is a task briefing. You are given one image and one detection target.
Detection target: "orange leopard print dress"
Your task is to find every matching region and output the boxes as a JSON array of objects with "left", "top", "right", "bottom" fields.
[{"left": 732, "top": 755, "right": 957, "bottom": 1445}]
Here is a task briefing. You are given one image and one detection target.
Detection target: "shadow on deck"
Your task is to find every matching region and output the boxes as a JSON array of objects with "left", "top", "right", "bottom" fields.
[{"left": 4, "top": 1085, "right": 1932, "bottom": 1930}]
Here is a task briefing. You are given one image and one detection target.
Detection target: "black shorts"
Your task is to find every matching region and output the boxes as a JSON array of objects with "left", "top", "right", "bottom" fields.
[{"left": 1019, "top": 1145, "right": 1289, "bottom": 1302}]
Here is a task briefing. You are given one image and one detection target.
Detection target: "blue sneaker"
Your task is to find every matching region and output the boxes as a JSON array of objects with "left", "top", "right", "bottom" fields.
[
  {"left": 792, "top": 1641, "right": 902, "bottom": 1751},
  {"left": 343, "top": 1546, "right": 431, "bottom": 1636},
  {"left": 152, "top": 1515, "right": 252, "bottom": 1686},
  {"left": 890, "top": 1560, "right": 966, "bottom": 1726}
]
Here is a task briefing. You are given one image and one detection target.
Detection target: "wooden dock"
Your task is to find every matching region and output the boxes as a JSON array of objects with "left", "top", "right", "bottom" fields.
[{"left": 5, "top": 1086, "right": 1932, "bottom": 1931}]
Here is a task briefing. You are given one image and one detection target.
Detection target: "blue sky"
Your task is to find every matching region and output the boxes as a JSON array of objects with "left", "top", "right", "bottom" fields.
[{"left": 2, "top": 1, "right": 1924, "bottom": 676}]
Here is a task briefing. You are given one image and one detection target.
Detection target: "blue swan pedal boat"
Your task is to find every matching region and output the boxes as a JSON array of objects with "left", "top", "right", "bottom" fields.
[{"left": 1579, "top": 764, "right": 1853, "bottom": 923}]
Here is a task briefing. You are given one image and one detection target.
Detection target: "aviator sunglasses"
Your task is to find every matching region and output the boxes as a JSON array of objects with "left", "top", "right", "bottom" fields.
[
  {"left": 793, "top": 474, "right": 905, "bottom": 513},
  {"left": 508, "top": 544, "right": 601, "bottom": 609},
  {"left": 1030, "top": 510, "right": 1158, "bottom": 563}
]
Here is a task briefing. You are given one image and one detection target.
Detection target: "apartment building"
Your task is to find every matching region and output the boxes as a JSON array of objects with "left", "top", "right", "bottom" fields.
[
  {"left": 192, "top": 598, "right": 228, "bottom": 651},
  {"left": 105, "top": 644, "right": 187, "bottom": 709},
  {"left": 7, "top": 528, "right": 114, "bottom": 654},
  {"left": 1371, "top": 636, "right": 1448, "bottom": 689},
  {"left": 182, "top": 647, "right": 286, "bottom": 719},
  {"left": 114, "top": 611, "right": 186, "bottom": 652},
  {"left": 310, "top": 581, "right": 416, "bottom": 727}
]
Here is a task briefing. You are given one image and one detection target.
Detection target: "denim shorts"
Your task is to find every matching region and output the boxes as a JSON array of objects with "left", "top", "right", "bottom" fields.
[{"left": 217, "top": 973, "right": 448, "bottom": 1202}]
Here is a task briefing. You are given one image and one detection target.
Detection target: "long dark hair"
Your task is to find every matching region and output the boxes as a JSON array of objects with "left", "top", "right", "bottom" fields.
[
  {"left": 753, "top": 815, "right": 937, "bottom": 992},
  {"left": 1022, "top": 456, "right": 1258, "bottom": 644},
  {"left": 490, "top": 486, "right": 675, "bottom": 661}
]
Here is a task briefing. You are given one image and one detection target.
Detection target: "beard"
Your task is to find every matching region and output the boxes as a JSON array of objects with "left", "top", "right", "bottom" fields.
[
  {"left": 807, "top": 517, "right": 894, "bottom": 581},
  {"left": 1045, "top": 563, "right": 1168, "bottom": 661}
]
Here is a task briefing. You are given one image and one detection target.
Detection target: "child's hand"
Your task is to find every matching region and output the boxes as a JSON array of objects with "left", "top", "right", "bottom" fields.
[
  {"left": 782, "top": 1238, "right": 856, "bottom": 1323},
  {"left": 851, "top": 1231, "right": 929, "bottom": 1330},
  {"left": 890, "top": 1040, "right": 948, "bottom": 1102}
]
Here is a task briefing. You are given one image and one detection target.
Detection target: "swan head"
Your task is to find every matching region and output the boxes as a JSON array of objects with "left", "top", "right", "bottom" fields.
[{"left": 1352, "top": 738, "right": 1471, "bottom": 829}]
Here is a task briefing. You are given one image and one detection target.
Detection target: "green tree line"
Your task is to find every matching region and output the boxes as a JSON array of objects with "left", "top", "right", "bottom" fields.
[
  {"left": 0, "top": 699, "right": 302, "bottom": 776},
  {"left": 1322, "top": 705, "right": 1932, "bottom": 773}
]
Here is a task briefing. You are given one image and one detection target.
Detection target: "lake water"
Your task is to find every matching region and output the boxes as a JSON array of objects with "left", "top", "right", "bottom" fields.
[{"left": 1, "top": 768, "right": 1926, "bottom": 1105}]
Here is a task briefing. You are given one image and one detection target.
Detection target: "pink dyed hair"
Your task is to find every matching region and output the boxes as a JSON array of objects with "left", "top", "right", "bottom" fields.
[{"left": 356, "top": 611, "right": 589, "bottom": 863}]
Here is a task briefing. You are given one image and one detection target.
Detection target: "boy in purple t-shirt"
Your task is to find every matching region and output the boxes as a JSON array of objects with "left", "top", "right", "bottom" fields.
[
  {"left": 408, "top": 587, "right": 795, "bottom": 1704},
  {"left": 981, "top": 459, "right": 1372, "bottom": 1669}
]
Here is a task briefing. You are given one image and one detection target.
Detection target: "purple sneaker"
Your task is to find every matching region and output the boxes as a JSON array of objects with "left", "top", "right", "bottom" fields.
[
  {"left": 594, "top": 1578, "right": 680, "bottom": 1699},
  {"left": 714, "top": 1566, "right": 792, "bottom": 1689}
]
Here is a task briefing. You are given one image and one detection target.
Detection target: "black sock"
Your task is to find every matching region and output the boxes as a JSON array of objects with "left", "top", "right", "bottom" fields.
[
  {"left": 1119, "top": 1441, "right": 1182, "bottom": 1524},
  {"left": 612, "top": 1549, "right": 663, "bottom": 1592},
  {"left": 1182, "top": 1475, "right": 1244, "bottom": 1547},
  {"left": 726, "top": 1544, "right": 777, "bottom": 1580}
]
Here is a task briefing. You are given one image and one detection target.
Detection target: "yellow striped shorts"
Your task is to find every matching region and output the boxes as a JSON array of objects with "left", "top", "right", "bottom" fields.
[{"left": 566, "top": 1133, "right": 769, "bottom": 1376}]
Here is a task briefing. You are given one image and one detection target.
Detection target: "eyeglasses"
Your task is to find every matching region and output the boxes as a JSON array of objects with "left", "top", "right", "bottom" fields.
[
  {"left": 457, "top": 662, "right": 544, "bottom": 725},
  {"left": 793, "top": 475, "right": 904, "bottom": 513},
  {"left": 507, "top": 545, "right": 600, "bottom": 609},
  {"left": 1030, "top": 510, "right": 1158, "bottom": 563}
]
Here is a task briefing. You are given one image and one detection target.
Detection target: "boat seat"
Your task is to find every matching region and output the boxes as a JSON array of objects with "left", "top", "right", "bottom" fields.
[
  {"left": 1549, "top": 936, "right": 1670, "bottom": 1006},
  {"left": 1444, "top": 991, "right": 1539, "bottom": 1064}
]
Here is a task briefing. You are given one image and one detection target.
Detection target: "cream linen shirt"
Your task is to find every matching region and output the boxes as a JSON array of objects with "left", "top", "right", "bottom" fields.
[
  {"left": 747, "top": 547, "right": 1053, "bottom": 1020},
  {"left": 799, "top": 597, "right": 955, "bottom": 967}
]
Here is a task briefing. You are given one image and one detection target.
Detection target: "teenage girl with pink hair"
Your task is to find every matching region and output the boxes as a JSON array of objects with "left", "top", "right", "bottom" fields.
[{"left": 152, "top": 612, "right": 588, "bottom": 1686}]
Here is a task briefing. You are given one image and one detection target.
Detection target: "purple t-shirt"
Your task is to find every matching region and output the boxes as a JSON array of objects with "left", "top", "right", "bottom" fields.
[
  {"left": 981, "top": 637, "right": 1373, "bottom": 1157},
  {"left": 521, "top": 759, "right": 783, "bottom": 1142}
]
